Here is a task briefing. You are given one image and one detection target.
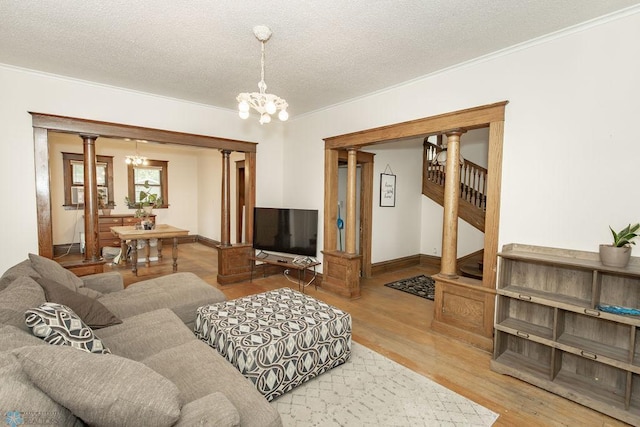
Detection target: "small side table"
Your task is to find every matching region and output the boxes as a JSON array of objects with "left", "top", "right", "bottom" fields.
[{"left": 248, "top": 253, "right": 320, "bottom": 292}]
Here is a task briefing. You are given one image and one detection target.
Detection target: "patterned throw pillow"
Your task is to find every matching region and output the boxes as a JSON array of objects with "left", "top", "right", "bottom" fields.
[{"left": 25, "top": 302, "right": 110, "bottom": 354}]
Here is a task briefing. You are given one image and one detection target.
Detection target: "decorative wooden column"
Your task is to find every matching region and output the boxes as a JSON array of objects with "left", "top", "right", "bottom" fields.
[
  {"left": 438, "top": 130, "right": 464, "bottom": 278},
  {"left": 433, "top": 128, "right": 494, "bottom": 352},
  {"left": 321, "top": 147, "right": 361, "bottom": 299},
  {"left": 81, "top": 135, "right": 101, "bottom": 262},
  {"left": 345, "top": 148, "right": 358, "bottom": 254},
  {"left": 220, "top": 149, "right": 231, "bottom": 247},
  {"left": 217, "top": 150, "right": 254, "bottom": 285}
]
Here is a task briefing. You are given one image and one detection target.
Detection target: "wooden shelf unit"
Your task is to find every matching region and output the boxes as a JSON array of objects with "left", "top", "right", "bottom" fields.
[{"left": 491, "top": 243, "right": 640, "bottom": 425}]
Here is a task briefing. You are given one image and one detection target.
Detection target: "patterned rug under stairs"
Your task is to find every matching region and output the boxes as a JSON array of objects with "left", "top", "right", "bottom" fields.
[{"left": 384, "top": 275, "right": 435, "bottom": 300}]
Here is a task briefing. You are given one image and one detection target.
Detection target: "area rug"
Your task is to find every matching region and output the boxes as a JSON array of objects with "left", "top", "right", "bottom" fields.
[
  {"left": 271, "top": 342, "right": 498, "bottom": 426},
  {"left": 384, "top": 274, "right": 435, "bottom": 300}
]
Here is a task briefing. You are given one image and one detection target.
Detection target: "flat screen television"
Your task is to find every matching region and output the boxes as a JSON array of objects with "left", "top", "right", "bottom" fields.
[{"left": 253, "top": 207, "right": 318, "bottom": 257}]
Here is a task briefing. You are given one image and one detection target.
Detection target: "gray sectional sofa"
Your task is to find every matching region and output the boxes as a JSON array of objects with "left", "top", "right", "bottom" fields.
[{"left": 0, "top": 254, "right": 282, "bottom": 427}]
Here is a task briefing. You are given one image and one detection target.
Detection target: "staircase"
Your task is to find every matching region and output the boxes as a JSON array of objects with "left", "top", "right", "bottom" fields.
[{"left": 422, "top": 139, "right": 486, "bottom": 232}]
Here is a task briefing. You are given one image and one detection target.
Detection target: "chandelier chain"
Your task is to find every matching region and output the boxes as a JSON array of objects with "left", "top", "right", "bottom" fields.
[
  {"left": 260, "top": 41, "right": 266, "bottom": 94},
  {"left": 236, "top": 25, "right": 288, "bottom": 124}
]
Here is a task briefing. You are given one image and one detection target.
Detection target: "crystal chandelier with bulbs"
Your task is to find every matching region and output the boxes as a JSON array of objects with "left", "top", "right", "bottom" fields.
[
  {"left": 237, "top": 25, "right": 289, "bottom": 124},
  {"left": 125, "top": 140, "right": 148, "bottom": 166},
  {"left": 125, "top": 154, "right": 148, "bottom": 166}
]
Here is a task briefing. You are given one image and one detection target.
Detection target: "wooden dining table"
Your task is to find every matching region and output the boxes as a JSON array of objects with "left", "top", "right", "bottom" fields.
[{"left": 110, "top": 224, "right": 189, "bottom": 276}]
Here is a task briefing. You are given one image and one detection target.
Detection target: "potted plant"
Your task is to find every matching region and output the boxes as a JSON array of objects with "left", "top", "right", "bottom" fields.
[
  {"left": 125, "top": 180, "right": 162, "bottom": 230},
  {"left": 98, "top": 193, "right": 111, "bottom": 216},
  {"left": 599, "top": 223, "right": 640, "bottom": 268}
]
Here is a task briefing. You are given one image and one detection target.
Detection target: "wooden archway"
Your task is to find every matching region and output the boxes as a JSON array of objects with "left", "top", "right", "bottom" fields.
[
  {"left": 322, "top": 101, "right": 507, "bottom": 350},
  {"left": 31, "top": 112, "right": 256, "bottom": 282}
]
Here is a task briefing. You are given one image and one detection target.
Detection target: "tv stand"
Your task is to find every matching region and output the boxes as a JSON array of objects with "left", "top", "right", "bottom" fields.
[{"left": 249, "top": 252, "right": 320, "bottom": 293}]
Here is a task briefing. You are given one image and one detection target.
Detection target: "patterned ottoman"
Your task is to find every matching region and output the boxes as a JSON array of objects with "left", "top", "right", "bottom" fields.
[{"left": 194, "top": 287, "right": 351, "bottom": 401}]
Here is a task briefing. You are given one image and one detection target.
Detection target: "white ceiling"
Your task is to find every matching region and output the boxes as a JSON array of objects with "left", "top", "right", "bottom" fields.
[{"left": 1, "top": 1, "right": 638, "bottom": 116}]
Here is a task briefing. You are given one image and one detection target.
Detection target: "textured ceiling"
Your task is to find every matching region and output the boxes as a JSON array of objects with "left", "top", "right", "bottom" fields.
[{"left": 1, "top": 1, "right": 638, "bottom": 116}]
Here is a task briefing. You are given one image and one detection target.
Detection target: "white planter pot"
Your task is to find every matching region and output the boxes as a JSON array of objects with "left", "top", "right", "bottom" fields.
[{"left": 599, "top": 244, "right": 632, "bottom": 268}]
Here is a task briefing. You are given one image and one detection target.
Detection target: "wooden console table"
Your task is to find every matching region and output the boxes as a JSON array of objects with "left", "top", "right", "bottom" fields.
[
  {"left": 249, "top": 253, "right": 320, "bottom": 292},
  {"left": 110, "top": 224, "right": 188, "bottom": 276}
]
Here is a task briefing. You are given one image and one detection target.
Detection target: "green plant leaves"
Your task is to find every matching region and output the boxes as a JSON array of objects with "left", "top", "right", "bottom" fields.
[{"left": 610, "top": 223, "right": 640, "bottom": 247}]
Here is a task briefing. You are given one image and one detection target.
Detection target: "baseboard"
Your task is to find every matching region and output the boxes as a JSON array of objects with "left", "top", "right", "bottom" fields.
[
  {"left": 195, "top": 235, "right": 220, "bottom": 248},
  {"left": 457, "top": 248, "right": 484, "bottom": 264},
  {"left": 419, "top": 254, "right": 441, "bottom": 269},
  {"left": 371, "top": 254, "right": 443, "bottom": 276},
  {"left": 371, "top": 255, "right": 421, "bottom": 276},
  {"left": 53, "top": 243, "right": 82, "bottom": 256}
]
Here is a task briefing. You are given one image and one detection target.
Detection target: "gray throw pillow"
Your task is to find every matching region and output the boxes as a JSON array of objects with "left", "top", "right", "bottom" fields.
[
  {"left": 25, "top": 302, "right": 111, "bottom": 354},
  {"left": 0, "top": 276, "right": 46, "bottom": 331},
  {"left": 13, "top": 345, "right": 182, "bottom": 427},
  {"left": 28, "top": 253, "right": 84, "bottom": 292},
  {"left": 36, "top": 277, "right": 121, "bottom": 329}
]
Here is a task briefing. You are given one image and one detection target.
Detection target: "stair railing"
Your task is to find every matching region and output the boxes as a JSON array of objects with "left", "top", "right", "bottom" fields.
[{"left": 424, "top": 140, "right": 487, "bottom": 211}]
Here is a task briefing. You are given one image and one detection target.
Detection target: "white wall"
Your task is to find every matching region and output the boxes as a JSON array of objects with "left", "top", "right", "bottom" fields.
[
  {"left": 3, "top": 7, "right": 639, "bottom": 273},
  {"left": 0, "top": 65, "right": 285, "bottom": 271},
  {"left": 196, "top": 149, "right": 245, "bottom": 243},
  {"left": 49, "top": 133, "right": 210, "bottom": 247},
  {"left": 286, "top": 8, "right": 640, "bottom": 262},
  {"left": 367, "top": 141, "right": 423, "bottom": 263}
]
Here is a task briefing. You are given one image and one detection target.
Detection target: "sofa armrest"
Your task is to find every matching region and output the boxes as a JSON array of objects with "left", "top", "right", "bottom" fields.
[
  {"left": 80, "top": 272, "right": 124, "bottom": 294},
  {"left": 173, "top": 392, "right": 240, "bottom": 427}
]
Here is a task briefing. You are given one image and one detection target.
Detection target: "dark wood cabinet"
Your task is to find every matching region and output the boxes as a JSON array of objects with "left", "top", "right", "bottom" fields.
[{"left": 98, "top": 214, "right": 154, "bottom": 251}]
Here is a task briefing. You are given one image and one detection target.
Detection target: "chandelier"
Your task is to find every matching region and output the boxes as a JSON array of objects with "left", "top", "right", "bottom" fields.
[
  {"left": 125, "top": 139, "right": 148, "bottom": 166},
  {"left": 433, "top": 148, "right": 464, "bottom": 166},
  {"left": 237, "top": 25, "right": 289, "bottom": 124}
]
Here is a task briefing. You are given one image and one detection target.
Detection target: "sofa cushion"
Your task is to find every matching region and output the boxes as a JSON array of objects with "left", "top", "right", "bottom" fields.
[
  {"left": 28, "top": 253, "right": 84, "bottom": 292},
  {"left": 25, "top": 302, "right": 111, "bottom": 354},
  {"left": 0, "top": 351, "right": 82, "bottom": 426},
  {"left": 174, "top": 392, "right": 240, "bottom": 427},
  {"left": 98, "top": 308, "right": 195, "bottom": 361},
  {"left": 0, "top": 276, "right": 46, "bottom": 331},
  {"left": 99, "top": 272, "right": 226, "bottom": 326},
  {"left": 0, "top": 325, "right": 45, "bottom": 352},
  {"left": 80, "top": 271, "right": 124, "bottom": 294},
  {"left": 36, "top": 277, "right": 122, "bottom": 329},
  {"left": 143, "top": 340, "right": 282, "bottom": 427},
  {"left": 0, "top": 259, "right": 41, "bottom": 291},
  {"left": 13, "top": 345, "right": 181, "bottom": 427}
]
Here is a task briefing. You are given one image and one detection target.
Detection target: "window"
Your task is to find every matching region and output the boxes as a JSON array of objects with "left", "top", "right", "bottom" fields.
[
  {"left": 62, "top": 153, "right": 114, "bottom": 209},
  {"left": 127, "top": 160, "right": 168, "bottom": 208}
]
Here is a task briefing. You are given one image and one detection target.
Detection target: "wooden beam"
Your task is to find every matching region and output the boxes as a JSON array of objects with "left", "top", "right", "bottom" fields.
[
  {"left": 30, "top": 112, "right": 257, "bottom": 152},
  {"left": 324, "top": 102, "right": 507, "bottom": 149},
  {"left": 34, "top": 127, "right": 53, "bottom": 258},
  {"left": 323, "top": 148, "right": 339, "bottom": 252},
  {"left": 483, "top": 120, "right": 505, "bottom": 290}
]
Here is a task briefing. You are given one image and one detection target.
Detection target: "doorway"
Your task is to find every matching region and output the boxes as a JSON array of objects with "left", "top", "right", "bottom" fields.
[
  {"left": 322, "top": 102, "right": 506, "bottom": 349},
  {"left": 31, "top": 112, "right": 257, "bottom": 260}
]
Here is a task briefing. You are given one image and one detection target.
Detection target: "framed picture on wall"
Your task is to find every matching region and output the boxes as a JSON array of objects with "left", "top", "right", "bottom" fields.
[{"left": 380, "top": 173, "right": 396, "bottom": 207}]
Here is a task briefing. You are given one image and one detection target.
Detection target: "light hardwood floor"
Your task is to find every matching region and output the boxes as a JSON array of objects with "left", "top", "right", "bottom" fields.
[{"left": 104, "top": 242, "right": 628, "bottom": 427}]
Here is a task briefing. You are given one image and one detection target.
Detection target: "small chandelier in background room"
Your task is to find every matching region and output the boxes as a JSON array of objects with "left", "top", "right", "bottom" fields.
[
  {"left": 237, "top": 25, "right": 289, "bottom": 125},
  {"left": 430, "top": 135, "right": 464, "bottom": 167},
  {"left": 433, "top": 147, "right": 464, "bottom": 167},
  {"left": 125, "top": 139, "right": 148, "bottom": 166}
]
